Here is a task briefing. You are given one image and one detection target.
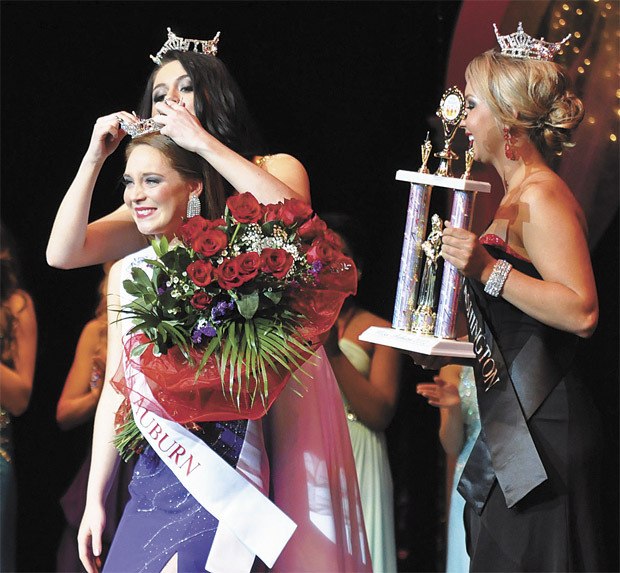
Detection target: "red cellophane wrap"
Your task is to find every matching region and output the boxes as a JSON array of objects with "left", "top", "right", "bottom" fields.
[
  {"left": 290, "top": 254, "right": 358, "bottom": 340},
  {"left": 111, "top": 254, "right": 357, "bottom": 424}
]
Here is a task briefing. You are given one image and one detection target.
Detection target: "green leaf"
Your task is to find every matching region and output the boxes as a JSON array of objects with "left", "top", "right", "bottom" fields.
[
  {"left": 263, "top": 290, "right": 283, "bottom": 305},
  {"left": 130, "top": 343, "right": 150, "bottom": 358},
  {"left": 236, "top": 292, "right": 259, "bottom": 320},
  {"left": 131, "top": 267, "right": 153, "bottom": 288},
  {"left": 122, "top": 279, "right": 144, "bottom": 297},
  {"left": 152, "top": 236, "right": 169, "bottom": 258}
]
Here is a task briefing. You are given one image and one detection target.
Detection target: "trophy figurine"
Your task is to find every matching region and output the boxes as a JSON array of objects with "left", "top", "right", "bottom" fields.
[
  {"left": 360, "top": 88, "right": 491, "bottom": 358},
  {"left": 411, "top": 214, "right": 443, "bottom": 335}
]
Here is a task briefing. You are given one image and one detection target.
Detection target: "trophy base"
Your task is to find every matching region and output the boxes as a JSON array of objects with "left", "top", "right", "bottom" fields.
[{"left": 359, "top": 326, "right": 474, "bottom": 358}]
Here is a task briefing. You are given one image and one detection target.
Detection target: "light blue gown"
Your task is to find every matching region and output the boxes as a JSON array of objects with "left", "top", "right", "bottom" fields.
[{"left": 446, "top": 367, "right": 480, "bottom": 573}]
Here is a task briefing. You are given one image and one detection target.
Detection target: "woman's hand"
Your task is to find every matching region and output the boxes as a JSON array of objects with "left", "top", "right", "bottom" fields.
[
  {"left": 441, "top": 221, "right": 495, "bottom": 283},
  {"left": 153, "top": 100, "right": 208, "bottom": 154},
  {"left": 78, "top": 502, "right": 106, "bottom": 573},
  {"left": 417, "top": 375, "right": 461, "bottom": 408},
  {"left": 84, "top": 111, "right": 137, "bottom": 164}
]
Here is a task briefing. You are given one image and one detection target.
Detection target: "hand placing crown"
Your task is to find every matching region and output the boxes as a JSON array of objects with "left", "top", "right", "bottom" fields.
[
  {"left": 494, "top": 22, "right": 570, "bottom": 61},
  {"left": 150, "top": 28, "right": 221, "bottom": 65}
]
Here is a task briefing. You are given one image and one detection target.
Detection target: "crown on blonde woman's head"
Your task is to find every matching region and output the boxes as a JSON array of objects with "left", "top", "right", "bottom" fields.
[
  {"left": 119, "top": 117, "right": 163, "bottom": 139},
  {"left": 494, "top": 22, "right": 570, "bottom": 61},
  {"left": 150, "top": 28, "right": 221, "bottom": 65}
]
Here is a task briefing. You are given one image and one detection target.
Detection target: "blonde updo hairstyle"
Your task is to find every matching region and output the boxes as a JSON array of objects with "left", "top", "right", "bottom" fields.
[{"left": 465, "top": 50, "right": 584, "bottom": 162}]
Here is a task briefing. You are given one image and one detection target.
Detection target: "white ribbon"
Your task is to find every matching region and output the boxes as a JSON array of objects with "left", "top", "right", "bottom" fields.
[{"left": 126, "top": 359, "right": 296, "bottom": 572}]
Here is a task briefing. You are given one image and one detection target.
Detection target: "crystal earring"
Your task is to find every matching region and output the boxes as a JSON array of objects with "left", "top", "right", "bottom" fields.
[
  {"left": 503, "top": 127, "right": 520, "bottom": 161},
  {"left": 186, "top": 194, "right": 201, "bottom": 218}
]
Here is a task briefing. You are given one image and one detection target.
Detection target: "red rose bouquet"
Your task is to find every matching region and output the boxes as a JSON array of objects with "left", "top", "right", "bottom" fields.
[{"left": 114, "top": 193, "right": 356, "bottom": 458}]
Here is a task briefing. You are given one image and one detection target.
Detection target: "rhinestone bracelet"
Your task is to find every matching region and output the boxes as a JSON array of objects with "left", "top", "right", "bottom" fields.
[{"left": 484, "top": 259, "right": 513, "bottom": 297}]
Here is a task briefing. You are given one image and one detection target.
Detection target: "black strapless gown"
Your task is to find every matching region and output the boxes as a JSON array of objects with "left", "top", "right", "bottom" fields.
[{"left": 458, "top": 245, "right": 606, "bottom": 572}]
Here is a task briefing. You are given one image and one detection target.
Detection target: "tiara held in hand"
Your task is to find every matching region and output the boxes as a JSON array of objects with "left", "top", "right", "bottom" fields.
[
  {"left": 119, "top": 117, "right": 163, "bottom": 139},
  {"left": 494, "top": 22, "right": 570, "bottom": 61},
  {"left": 150, "top": 28, "right": 221, "bottom": 65}
]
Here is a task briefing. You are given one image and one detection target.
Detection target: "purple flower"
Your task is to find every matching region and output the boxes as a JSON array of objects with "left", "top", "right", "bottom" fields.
[
  {"left": 191, "top": 323, "right": 217, "bottom": 344},
  {"left": 211, "top": 299, "right": 235, "bottom": 323},
  {"left": 310, "top": 261, "right": 323, "bottom": 274},
  {"left": 203, "top": 325, "right": 217, "bottom": 337}
]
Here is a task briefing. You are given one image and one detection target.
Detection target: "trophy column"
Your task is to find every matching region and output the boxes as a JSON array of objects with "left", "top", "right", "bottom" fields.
[
  {"left": 435, "top": 146, "right": 477, "bottom": 339},
  {"left": 392, "top": 135, "right": 433, "bottom": 330}
]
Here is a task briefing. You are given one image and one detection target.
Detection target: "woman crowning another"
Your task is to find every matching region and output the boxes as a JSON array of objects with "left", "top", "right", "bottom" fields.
[
  {"left": 46, "top": 29, "right": 309, "bottom": 270},
  {"left": 49, "top": 30, "right": 370, "bottom": 573},
  {"left": 411, "top": 23, "right": 605, "bottom": 571}
]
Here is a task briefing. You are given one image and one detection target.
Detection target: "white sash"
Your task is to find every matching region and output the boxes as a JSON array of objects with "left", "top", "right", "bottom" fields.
[{"left": 126, "top": 359, "right": 297, "bottom": 572}]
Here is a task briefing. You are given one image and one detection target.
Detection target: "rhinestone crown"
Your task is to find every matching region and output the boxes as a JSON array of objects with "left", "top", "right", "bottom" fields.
[
  {"left": 150, "top": 28, "right": 221, "bottom": 65},
  {"left": 120, "top": 117, "right": 163, "bottom": 139},
  {"left": 494, "top": 22, "right": 570, "bottom": 61}
]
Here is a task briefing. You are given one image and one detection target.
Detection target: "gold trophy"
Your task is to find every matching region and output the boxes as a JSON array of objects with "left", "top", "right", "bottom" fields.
[{"left": 361, "top": 87, "right": 490, "bottom": 358}]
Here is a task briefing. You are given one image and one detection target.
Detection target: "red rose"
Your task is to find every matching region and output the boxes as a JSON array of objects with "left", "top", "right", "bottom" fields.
[
  {"left": 216, "top": 258, "right": 244, "bottom": 290},
  {"left": 237, "top": 252, "right": 260, "bottom": 283},
  {"left": 260, "top": 248, "right": 294, "bottom": 279},
  {"left": 279, "top": 198, "right": 313, "bottom": 226},
  {"left": 205, "top": 218, "right": 226, "bottom": 230},
  {"left": 186, "top": 260, "right": 215, "bottom": 287},
  {"left": 263, "top": 203, "right": 282, "bottom": 223},
  {"left": 306, "top": 238, "right": 336, "bottom": 264},
  {"left": 192, "top": 229, "right": 228, "bottom": 257},
  {"left": 190, "top": 292, "right": 212, "bottom": 310},
  {"left": 178, "top": 215, "right": 207, "bottom": 244},
  {"left": 298, "top": 215, "right": 328, "bottom": 241},
  {"left": 321, "top": 229, "right": 344, "bottom": 251},
  {"left": 227, "top": 193, "right": 263, "bottom": 223}
]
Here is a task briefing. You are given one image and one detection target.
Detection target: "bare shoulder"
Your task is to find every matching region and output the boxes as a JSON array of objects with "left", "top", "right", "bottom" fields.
[
  {"left": 259, "top": 153, "right": 307, "bottom": 172},
  {"left": 521, "top": 171, "right": 585, "bottom": 225},
  {"left": 521, "top": 170, "right": 581, "bottom": 212},
  {"left": 256, "top": 153, "right": 310, "bottom": 202}
]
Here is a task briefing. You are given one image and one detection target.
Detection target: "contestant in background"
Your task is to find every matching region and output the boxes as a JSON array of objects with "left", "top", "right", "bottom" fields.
[
  {"left": 46, "top": 29, "right": 309, "bottom": 270},
  {"left": 323, "top": 213, "right": 400, "bottom": 573},
  {"left": 55, "top": 262, "right": 134, "bottom": 572},
  {"left": 0, "top": 222, "right": 37, "bottom": 572},
  {"left": 409, "top": 23, "right": 604, "bottom": 570},
  {"left": 416, "top": 365, "right": 479, "bottom": 573}
]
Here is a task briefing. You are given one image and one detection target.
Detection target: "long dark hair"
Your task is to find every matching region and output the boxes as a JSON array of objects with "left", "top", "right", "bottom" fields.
[{"left": 138, "top": 50, "right": 266, "bottom": 215}]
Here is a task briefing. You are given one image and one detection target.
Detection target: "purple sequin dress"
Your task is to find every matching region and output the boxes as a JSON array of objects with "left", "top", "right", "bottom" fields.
[{"left": 103, "top": 420, "right": 248, "bottom": 573}]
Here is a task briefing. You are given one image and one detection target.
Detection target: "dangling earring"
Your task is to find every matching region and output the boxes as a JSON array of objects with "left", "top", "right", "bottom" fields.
[
  {"left": 503, "top": 127, "right": 520, "bottom": 161},
  {"left": 186, "top": 194, "right": 201, "bottom": 218}
]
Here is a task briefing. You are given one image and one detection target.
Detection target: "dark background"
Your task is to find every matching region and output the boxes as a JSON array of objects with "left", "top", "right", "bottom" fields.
[{"left": 1, "top": 2, "right": 617, "bottom": 572}]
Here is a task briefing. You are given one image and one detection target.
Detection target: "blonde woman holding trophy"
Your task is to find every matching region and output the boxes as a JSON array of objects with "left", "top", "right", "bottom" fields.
[{"left": 410, "top": 23, "right": 604, "bottom": 571}]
